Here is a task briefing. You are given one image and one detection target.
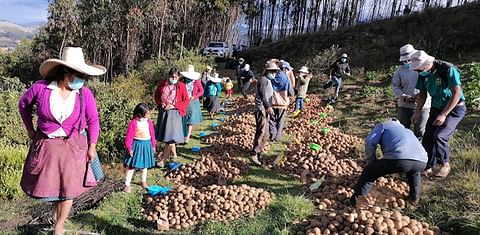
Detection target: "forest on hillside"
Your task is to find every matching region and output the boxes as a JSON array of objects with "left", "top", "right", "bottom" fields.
[{"left": 2, "top": 0, "right": 477, "bottom": 82}]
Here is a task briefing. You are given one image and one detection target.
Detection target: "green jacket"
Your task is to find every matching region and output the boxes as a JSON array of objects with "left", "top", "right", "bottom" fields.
[{"left": 296, "top": 74, "right": 312, "bottom": 98}]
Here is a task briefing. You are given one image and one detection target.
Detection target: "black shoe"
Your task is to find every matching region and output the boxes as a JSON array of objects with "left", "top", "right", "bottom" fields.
[{"left": 349, "top": 195, "right": 358, "bottom": 207}]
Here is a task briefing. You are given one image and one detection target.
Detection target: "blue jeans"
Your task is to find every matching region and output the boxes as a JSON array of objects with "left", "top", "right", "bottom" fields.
[
  {"left": 422, "top": 105, "right": 466, "bottom": 169},
  {"left": 332, "top": 76, "right": 342, "bottom": 98},
  {"left": 294, "top": 97, "right": 304, "bottom": 111}
]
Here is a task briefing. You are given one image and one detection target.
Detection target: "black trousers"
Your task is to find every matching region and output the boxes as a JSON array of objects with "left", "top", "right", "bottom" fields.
[
  {"left": 241, "top": 81, "right": 251, "bottom": 98},
  {"left": 269, "top": 108, "right": 286, "bottom": 141},
  {"left": 253, "top": 111, "right": 269, "bottom": 154},
  {"left": 353, "top": 159, "right": 426, "bottom": 200}
]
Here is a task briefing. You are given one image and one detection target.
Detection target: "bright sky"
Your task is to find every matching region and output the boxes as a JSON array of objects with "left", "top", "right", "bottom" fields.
[{"left": 0, "top": 0, "right": 48, "bottom": 25}]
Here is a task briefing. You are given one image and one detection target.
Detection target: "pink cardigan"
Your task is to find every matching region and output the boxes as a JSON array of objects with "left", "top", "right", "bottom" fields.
[
  {"left": 124, "top": 118, "right": 156, "bottom": 153},
  {"left": 18, "top": 80, "right": 100, "bottom": 144}
]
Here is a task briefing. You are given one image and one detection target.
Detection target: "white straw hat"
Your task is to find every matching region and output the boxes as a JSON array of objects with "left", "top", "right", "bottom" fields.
[
  {"left": 410, "top": 50, "right": 435, "bottom": 71},
  {"left": 208, "top": 73, "right": 222, "bottom": 83},
  {"left": 265, "top": 61, "right": 280, "bottom": 71},
  {"left": 39, "top": 47, "right": 106, "bottom": 78},
  {"left": 180, "top": 65, "right": 201, "bottom": 80},
  {"left": 399, "top": 44, "right": 417, "bottom": 62},
  {"left": 298, "top": 66, "right": 309, "bottom": 74}
]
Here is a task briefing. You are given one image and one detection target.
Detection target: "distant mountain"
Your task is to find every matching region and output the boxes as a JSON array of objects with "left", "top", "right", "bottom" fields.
[{"left": 0, "top": 20, "right": 38, "bottom": 49}]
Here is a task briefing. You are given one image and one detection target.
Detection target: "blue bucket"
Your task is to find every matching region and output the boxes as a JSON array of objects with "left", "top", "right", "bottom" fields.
[
  {"left": 199, "top": 132, "right": 207, "bottom": 138},
  {"left": 219, "top": 118, "right": 225, "bottom": 122},
  {"left": 192, "top": 146, "right": 201, "bottom": 152}
]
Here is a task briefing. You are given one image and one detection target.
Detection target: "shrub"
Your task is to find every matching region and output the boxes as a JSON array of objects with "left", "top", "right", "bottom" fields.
[
  {"left": 0, "top": 89, "right": 29, "bottom": 147},
  {"left": 88, "top": 74, "right": 147, "bottom": 163},
  {"left": 0, "top": 147, "right": 27, "bottom": 199},
  {"left": 460, "top": 62, "right": 480, "bottom": 110}
]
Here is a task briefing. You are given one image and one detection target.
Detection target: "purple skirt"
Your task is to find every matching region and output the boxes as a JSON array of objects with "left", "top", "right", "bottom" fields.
[{"left": 20, "top": 132, "right": 96, "bottom": 200}]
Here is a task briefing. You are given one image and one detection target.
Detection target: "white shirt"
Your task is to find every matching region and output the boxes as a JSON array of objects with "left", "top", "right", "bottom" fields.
[
  {"left": 134, "top": 118, "right": 151, "bottom": 140},
  {"left": 47, "top": 81, "right": 79, "bottom": 138}
]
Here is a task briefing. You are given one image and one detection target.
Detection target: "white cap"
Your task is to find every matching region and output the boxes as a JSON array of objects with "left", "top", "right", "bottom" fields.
[
  {"left": 244, "top": 64, "right": 250, "bottom": 71},
  {"left": 410, "top": 50, "right": 435, "bottom": 71},
  {"left": 399, "top": 44, "right": 417, "bottom": 62},
  {"left": 340, "top": 53, "right": 348, "bottom": 58},
  {"left": 298, "top": 66, "right": 309, "bottom": 74}
]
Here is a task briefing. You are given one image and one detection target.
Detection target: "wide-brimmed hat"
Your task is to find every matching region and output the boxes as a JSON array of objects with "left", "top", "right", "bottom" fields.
[
  {"left": 298, "top": 66, "right": 309, "bottom": 74},
  {"left": 39, "top": 47, "right": 107, "bottom": 78},
  {"left": 180, "top": 65, "right": 201, "bottom": 80},
  {"left": 208, "top": 73, "right": 223, "bottom": 83},
  {"left": 410, "top": 50, "right": 435, "bottom": 71},
  {"left": 399, "top": 44, "right": 417, "bottom": 61},
  {"left": 265, "top": 61, "right": 280, "bottom": 71}
]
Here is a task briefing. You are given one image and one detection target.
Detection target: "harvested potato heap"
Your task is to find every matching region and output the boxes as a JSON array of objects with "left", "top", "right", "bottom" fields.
[
  {"left": 228, "top": 96, "right": 255, "bottom": 114},
  {"left": 142, "top": 184, "right": 273, "bottom": 230},
  {"left": 310, "top": 176, "right": 410, "bottom": 211},
  {"left": 166, "top": 154, "right": 249, "bottom": 188},
  {"left": 305, "top": 207, "right": 440, "bottom": 235},
  {"left": 204, "top": 113, "right": 265, "bottom": 156}
]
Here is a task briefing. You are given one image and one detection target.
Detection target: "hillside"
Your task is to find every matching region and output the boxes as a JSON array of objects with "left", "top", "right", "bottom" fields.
[
  {"left": 0, "top": 20, "right": 37, "bottom": 49},
  {"left": 242, "top": 2, "right": 480, "bottom": 73}
]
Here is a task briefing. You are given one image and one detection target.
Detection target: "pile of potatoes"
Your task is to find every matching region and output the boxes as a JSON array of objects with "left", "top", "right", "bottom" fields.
[
  {"left": 305, "top": 207, "right": 440, "bottom": 235},
  {"left": 203, "top": 113, "right": 266, "bottom": 156},
  {"left": 142, "top": 184, "right": 273, "bottom": 230},
  {"left": 309, "top": 176, "right": 410, "bottom": 211},
  {"left": 227, "top": 96, "right": 255, "bottom": 114},
  {"left": 166, "top": 154, "right": 249, "bottom": 188}
]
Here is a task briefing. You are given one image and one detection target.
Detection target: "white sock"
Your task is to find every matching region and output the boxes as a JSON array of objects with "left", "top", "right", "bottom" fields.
[
  {"left": 125, "top": 169, "right": 135, "bottom": 186},
  {"left": 141, "top": 168, "right": 148, "bottom": 182}
]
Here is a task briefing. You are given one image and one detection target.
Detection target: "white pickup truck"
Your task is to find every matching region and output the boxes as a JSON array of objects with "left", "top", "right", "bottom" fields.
[{"left": 202, "top": 41, "right": 232, "bottom": 59}]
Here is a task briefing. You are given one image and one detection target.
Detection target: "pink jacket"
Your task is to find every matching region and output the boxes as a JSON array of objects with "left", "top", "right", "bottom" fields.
[
  {"left": 190, "top": 79, "right": 204, "bottom": 100},
  {"left": 18, "top": 80, "right": 100, "bottom": 144},
  {"left": 124, "top": 118, "right": 156, "bottom": 153}
]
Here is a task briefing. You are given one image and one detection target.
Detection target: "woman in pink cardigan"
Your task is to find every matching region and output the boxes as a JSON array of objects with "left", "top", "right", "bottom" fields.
[{"left": 18, "top": 47, "right": 105, "bottom": 235}]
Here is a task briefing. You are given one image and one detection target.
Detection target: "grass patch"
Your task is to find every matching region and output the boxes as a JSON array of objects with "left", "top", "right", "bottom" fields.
[{"left": 194, "top": 194, "right": 313, "bottom": 235}]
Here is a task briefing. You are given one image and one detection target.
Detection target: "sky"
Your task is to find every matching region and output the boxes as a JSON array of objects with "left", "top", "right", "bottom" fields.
[{"left": 0, "top": 0, "right": 48, "bottom": 25}]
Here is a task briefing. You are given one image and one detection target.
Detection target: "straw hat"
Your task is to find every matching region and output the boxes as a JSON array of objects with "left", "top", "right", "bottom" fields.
[
  {"left": 238, "top": 58, "right": 245, "bottom": 62},
  {"left": 265, "top": 61, "right": 280, "bottom": 71},
  {"left": 298, "top": 66, "right": 309, "bottom": 74},
  {"left": 410, "top": 50, "right": 435, "bottom": 71},
  {"left": 399, "top": 44, "right": 417, "bottom": 61},
  {"left": 208, "top": 73, "right": 222, "bottom": 83},
  {"left": 39, "top": 47, "right": 106, "bottom": 78},
  {"left": 180, "top": 65, "right": 201, "bottom": 80},
  {"left": 206, "top": 65, "right": 213, "bottom": 71}
]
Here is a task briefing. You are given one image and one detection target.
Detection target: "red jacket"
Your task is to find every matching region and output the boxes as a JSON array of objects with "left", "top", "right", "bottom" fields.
[
  {"left": 189, "top": 79, "right": 204, "bottom": 100},
  {"left": 154, "top": 80, "right": 189, "bottom": 117}
]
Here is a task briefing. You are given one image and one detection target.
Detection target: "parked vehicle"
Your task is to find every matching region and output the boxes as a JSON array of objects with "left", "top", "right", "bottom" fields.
[{"left": 202, "top": 41, "right": 232, "bottom": 59}]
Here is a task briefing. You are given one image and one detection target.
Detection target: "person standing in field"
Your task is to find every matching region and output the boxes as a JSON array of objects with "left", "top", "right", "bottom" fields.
[
  {"left": 180, "top": 65, "right": 203, "bottom": 143},
  {"left": 154, "top": 68, "right": 189, "bottom": 167},
  {"left": 293, "top": 66, "right": 313, "bottom": 116},
  {"left": 327, "top": 53, "right": 350, "bottom": 103},
  {"left": 391, "top": 44, "right": 431, "bottom": 140},
  {"left": 123, "top": 103, "right": 156, "bottom": 193},
  {"left": 203, "top": 73, "right": 222, "bottom": 119},
  {"left": 410, "top": 50, "right": 467, "bottom": 178},
  {"left": 251, "top": 61, "right": 276, "bottom": 166},
  {"left": 235, "top": 58, "right": 246, "bottom": 92},
  {"left": 240, "top": 64, "right": 255, "bottom": 98},
  {"left": 18, "top": 47, "right": 105, "bottom": 235}
]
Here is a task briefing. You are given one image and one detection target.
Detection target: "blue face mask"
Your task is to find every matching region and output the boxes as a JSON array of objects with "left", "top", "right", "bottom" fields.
[
  {"left": 403, "top": 63, "right": 411, "bottom": 69},
  {"left": 266, "top": 74, "right": 275, "bottom": 80},
  {"left": 169, "top": 79, "right": 178, "bottom": 85},
  {"left": 68, "top": 76, "right": 85, "bottom": 90},
  {"left": 418, "top": 71, "right": 432, "bottom": 77}
]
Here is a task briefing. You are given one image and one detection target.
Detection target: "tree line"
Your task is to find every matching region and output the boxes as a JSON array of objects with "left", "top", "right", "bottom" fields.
[{"left": 15, "top": 0, "right": 477, "bottom": 82}]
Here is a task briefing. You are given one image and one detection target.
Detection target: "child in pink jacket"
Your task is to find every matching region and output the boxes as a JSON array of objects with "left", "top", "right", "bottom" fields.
[{"left": 124, "top": 103, "right": 156, "bottom": 192}]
